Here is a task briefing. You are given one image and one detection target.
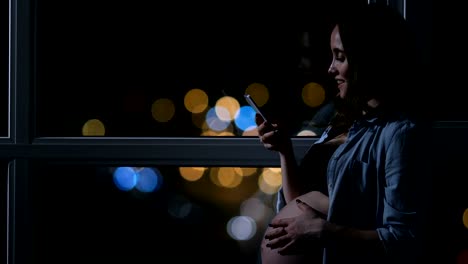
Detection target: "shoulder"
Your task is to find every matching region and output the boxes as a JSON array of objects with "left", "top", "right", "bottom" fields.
[
  {"left": 381, "top": 114, "right": 428, "bottom": 147},
  {"left": 384, "top": 116, "right": 417, "bottom": 134}
]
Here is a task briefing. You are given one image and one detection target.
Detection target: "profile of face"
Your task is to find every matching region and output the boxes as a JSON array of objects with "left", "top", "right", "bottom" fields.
[{"left": 328, "top": 25, "right": 349, "bottom": 99}]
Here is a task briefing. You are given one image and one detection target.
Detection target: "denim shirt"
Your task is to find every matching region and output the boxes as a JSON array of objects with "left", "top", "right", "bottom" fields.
[
  {"left": 323, "top": 114, "right": 421, "bottom": 263},
  {"left": 276, "top": 114, "right": 422, "bottom": 264}
]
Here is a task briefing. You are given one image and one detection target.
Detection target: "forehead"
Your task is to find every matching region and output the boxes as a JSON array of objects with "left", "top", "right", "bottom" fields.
[{"left": 330, "top": 25, "right": 343, "bottom": 50}]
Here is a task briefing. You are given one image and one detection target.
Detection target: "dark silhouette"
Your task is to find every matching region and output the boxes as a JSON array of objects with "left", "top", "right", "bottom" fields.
[{"left": 257, "top": 2, "right": 430, "bottom": 264}]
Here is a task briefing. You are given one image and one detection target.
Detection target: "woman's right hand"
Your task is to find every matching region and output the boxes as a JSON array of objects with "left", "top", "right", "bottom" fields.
[{"left": 255, "top": 113, "right": 291, "bottom": 153}]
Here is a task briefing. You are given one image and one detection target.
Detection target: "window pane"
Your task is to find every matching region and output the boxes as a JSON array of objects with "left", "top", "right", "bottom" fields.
[
  {"left": 0, "top": 0, "right": 8, "bottom": 137},
  {"left": 30, "top": 163, "right": 282, "bottom": 262},
  {"left": 35, "top": 2, "right": 335, "bottom": 137}
]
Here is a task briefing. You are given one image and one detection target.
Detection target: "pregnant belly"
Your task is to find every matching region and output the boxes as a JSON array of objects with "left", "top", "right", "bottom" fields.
[{"left": 260, "top": 191, "right": 329, "bottom": 264}]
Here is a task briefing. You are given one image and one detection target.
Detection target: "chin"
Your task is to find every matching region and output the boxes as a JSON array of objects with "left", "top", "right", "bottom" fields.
[
  {"left": 338, "top": 91, "right": 347, "bottom": 99},
  {"left": 260, "top": 191, "right": 329, "bottom": 264}
]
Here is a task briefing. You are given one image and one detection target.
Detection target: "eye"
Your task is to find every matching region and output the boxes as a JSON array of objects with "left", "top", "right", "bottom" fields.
[{"left": 335, "top": 52, "right": 346, "bottom": 62}]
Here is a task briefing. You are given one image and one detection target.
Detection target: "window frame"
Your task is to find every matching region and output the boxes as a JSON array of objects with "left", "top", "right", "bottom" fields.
[{"left": 3, "top": 1, "right": 449, "bottom": 263}]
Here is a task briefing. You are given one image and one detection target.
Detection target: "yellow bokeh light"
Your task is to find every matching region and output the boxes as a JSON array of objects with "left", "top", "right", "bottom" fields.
[
  {"left": 179, "top": 167, "right": 207, "bottom": 182},
  {"left": 218, "top": 168, "right": 243, "bottom": 188},
  {"left": 245, "top": 83, "right": 269, "bottom": 107},
  {"left": 262, "top": 168, "right": 282, "bottom": 187},
  {"left": 151, "top": 98, "right": 175, "bottom": 122},
  {"left": 463, "top": 208, "right": 468, "bottom": 229},
  {"left": 82, "top": 119, "right": 105, "bottom": 136},
  {"left": 258, "top": 174, "right": 280, "bottom": 195},
  {"left": 184, "top": 88, "right": 209, "bottom": 114},
  {"left": 216, "top": 96, "right": 240, "bottom": 121},
  {"left": 209, "top": 167, "right": 242, "bottom": 188},
  {"left": 234, "top": 167, "right": 257, "bottom": 177},
  {"left": 201, "top": 130, "right": 235, "bottom": 136},
  {"left": 302, "top": 82, "right": 325, "bottom": 107}
]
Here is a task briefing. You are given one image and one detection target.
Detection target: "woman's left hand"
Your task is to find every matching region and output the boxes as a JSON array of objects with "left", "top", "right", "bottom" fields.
[{"left": 264, "top": 199, "right": 329, "bottom": 255}]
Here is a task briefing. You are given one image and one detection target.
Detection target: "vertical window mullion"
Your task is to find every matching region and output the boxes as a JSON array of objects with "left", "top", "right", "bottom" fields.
[
  {"left": 11, "top": 0, "right": 33, "bottom": 144},
  {"left": 9, "top": 0, "right": 34, "bottom": 263},
  {"left": 8, "top": 160, "right": 32, "bottom": 264}
]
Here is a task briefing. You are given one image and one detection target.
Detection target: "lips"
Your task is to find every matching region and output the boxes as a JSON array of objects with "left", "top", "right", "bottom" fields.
[
  {"left": 336, "top": 79, "right": 345, "bottom": 85},
  {"left": 336, "top": 80, "right": 345, "bottom": 89}
]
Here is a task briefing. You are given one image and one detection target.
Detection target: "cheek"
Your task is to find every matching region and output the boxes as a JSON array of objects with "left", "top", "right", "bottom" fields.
[{"left": 339, "top": 64, "right": 350, "bottom": 80}]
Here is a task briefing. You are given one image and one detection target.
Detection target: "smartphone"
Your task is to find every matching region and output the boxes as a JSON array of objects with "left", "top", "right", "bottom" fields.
[{"left": 244, "top": 94, "right": 269, "bottom": 122}]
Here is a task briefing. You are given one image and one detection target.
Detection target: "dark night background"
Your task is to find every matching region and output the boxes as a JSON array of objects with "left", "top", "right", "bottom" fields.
[{"left": 3, "top": 0, "right": 468, "bottom": 263}]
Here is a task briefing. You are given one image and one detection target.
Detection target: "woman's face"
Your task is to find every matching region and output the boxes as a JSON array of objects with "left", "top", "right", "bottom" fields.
[{"left": 328, "top": 25, "right": 349, "bottom": 99}]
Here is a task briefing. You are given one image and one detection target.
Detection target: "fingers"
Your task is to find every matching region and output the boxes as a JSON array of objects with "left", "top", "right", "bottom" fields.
[
  {"left": 264, "top": 226, "right": 287, "bottom": 240},
  {"left": 259, "top": 130, "right": 277, "bottom": 143},
  {"left": 265, "top": 234, "right": 290, "bottom": 250},
  {"left": 258, "top": 130, "right": 281, "bottom": 151},
  {"left": 269, "top": 217, "right": 290, "bottom": 228},
  {"left": 257, "top": 121, "right": 272, "bottom": 136}
]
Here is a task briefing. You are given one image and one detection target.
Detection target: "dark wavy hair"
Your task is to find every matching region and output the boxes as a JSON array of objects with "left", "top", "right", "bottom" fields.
[{"left": 328, "top": 2, "right": 418, "bottom": 131}]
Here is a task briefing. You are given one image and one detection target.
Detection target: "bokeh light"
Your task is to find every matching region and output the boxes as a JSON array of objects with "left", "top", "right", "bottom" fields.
[
  {"left": 234, "top": 106, "right": 257, "bottom": 132},
  {"left": 184, "top": 88, "right": 209, "bottom": 114},
  {"left": 209, "top": 167, "right": 243, "bottom": 188},
  {"left": 245, "top": 83, "right": 269, "bottom": 107},
  {"left": 151, "top": 98, "right": 175, "bottom": 122},
  {"left": 135, "top": 167, "right": 162, "bottom": 193},
  {"left": 82, "top": 119, "right": 106, "bottom": 136},
  {"left": 201, "top": 119, "right": 234, "bottom": 136},
  {"left": 234, "top": 167, "right": 257, "bottom": 177},
  {"left": 179, "top": 167, "right": 207, "bottom": 182},
  {"left": 205, "top": 107, "right": 231, "bottom": 132},
  {"left": 242, "top": 127, "right": 259, "bottom": 136},
  {"left": 257, "top": 168, "right": 281, "bottom": 194},
  {"left": 113, "top": 167, "right": 137, "bottom": 191},
  {"left": 262, "top": 168, "right": 282, "bottom": 187},
  {"left": 240, "top": 197, "right": 272, "bottom": 222},
  {"left": 297, "top": 129, "right": 318, "bottom": 137},
  {"left": 302, "top": 82, "right": 325, "bottom": 107},
  {"left": 113, "top": 167, "right": 163, "bottom": 193},
  {"left": 227, "top": 215, "right": 257, "bottom": 241},
  {"left": 216, "top": 96, "right": 240, "bottom": 121}
]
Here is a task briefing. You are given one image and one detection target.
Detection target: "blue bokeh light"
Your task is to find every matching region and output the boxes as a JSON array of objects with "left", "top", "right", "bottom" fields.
[
  {"left": 135, "top": 167, "right": 162, "bottom": 193},
  {"left": 234, "top": 106, "right": 257, "bottom": 131},
  {"left": 113, "top": 167, "right": 137, "bottom": 191}
]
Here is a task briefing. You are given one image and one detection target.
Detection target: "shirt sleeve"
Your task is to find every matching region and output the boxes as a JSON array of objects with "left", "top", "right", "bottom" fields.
[
  {"left": 275, "top": 187, "right": 286, "bottom": 213},
  {"left": 376, "top": 121, "right": 422, "bottom": 263}
]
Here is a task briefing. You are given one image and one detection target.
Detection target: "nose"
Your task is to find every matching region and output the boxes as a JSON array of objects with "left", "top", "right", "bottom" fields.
[{"left": 328, "top": 62, "right": 337, "bottom": 76}]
